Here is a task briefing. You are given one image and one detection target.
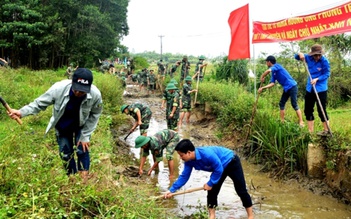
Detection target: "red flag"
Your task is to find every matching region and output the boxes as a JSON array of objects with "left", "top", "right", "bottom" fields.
[{"left": 228, "top": 4, "right": 250, "bottom": 60}]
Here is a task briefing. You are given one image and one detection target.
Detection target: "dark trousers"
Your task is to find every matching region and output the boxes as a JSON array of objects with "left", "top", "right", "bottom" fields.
[
  {"left": 304, "top": 90, "right": 328, "bottom": 122},
  {"left": 207, "top": 155, "right": 253, "bottom": 209},
  {"left": 56, "top": 129, "right": 90, "bottom": 175}
]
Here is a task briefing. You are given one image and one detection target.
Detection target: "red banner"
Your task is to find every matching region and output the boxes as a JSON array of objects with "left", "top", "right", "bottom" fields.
[
  {"left": 252, "top": 1, "right": 351, "bottom": 43},
  {"left": 228, "top": 4, "right": 250, "bottom": 60}
]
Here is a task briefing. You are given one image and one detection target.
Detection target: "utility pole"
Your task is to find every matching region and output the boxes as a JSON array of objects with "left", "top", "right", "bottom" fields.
[{"left": 158, "top": 35, "right": 164, "bottom": 60}]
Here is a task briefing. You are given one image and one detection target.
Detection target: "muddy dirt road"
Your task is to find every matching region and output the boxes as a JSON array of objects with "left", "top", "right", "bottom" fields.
[{"left": 119, "top": 84, "right": 351, "bottom": 219}]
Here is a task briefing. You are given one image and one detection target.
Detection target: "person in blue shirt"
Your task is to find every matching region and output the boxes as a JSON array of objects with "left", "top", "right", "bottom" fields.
[
  {"left": 294, "top": 44, "right": 330, "bottom": 134},
  {"left": 259, "top": 55, "right": 304, "bottom": 126},
  {"left": 164, "top": 139, "right": 254, "bottom": 219}
]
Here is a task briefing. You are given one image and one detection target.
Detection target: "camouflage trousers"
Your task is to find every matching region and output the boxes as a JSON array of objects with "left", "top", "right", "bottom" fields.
[
  {"left": 166, "top": 111, "right": 179, "bottom": 131},
  {"left": 181, "top": 99, "right": 192, "bottom": 112},
  {"left": 140, "top": 109, "right": 152, "bottom": 135},
  {"left": 165, "top": 133, "right": 181, "bottom": 160}
]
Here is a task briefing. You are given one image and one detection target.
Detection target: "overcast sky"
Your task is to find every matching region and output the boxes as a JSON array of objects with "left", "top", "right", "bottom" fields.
[{"left": 121, "top": 0, "right": 349, "bottom": 58}]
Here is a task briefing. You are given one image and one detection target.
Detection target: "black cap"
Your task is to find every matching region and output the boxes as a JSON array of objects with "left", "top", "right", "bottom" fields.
[
  {"left": 265, "top": 55, "right": 276, "bottom": 64},
  {"left": 72, "top": 68, "right": 93, "bottom": 93}
]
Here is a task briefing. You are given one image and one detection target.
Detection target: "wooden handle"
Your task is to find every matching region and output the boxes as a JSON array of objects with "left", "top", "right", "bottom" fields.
[
  {"left": 5, "top": 104, "right": 23, "bottom": 125},
  {"left": 151, "top": 187, "right": 204, "bottom": 200},
  {"left": 0, "top": 98, "right": 23, "bottom": 125}
]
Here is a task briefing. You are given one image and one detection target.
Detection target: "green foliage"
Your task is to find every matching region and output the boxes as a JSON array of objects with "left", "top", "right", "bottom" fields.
[
  {"left": 132, "top": 56, "right": 149, "bottom": 70},
  {"left": 197, "top": 69, "right": 350, "bottom": 176},
  {"left": 0, "top": 0, "right": 129, "bottom": 69},
  {"left": 249, "top": 114, "right": 311, "bottom": 176},
  {"left": 214, "top": 57, "right": 248, "bottom": 84},
  {"left": 0, "top": 68, "right": 173, "bottom": 218},
  {"left": 197, "top": 80, "right": 258, "bottom": 132}
]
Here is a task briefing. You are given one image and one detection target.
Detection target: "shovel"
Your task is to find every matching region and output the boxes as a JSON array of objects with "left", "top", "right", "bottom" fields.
[
  {"left": 0, "top": 96, "right": 22, "bottom": 125},
  {"left": 149, "top": 187, "right": 203, "bottom": 200}
]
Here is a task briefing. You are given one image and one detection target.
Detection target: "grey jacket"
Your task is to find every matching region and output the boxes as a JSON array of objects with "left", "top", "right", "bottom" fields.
[{"left": 20, "top": 79, "right": 103, "bottom": 142}]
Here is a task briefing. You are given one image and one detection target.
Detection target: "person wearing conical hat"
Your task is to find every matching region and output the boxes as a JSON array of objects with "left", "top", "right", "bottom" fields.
[
  {"left": 161, "top": 83, "right": 180, "bottom": 131},
  {"left": 179, "top": 75, "right": 197, "bottom": 127},
  {"left": 134, "top": 129, "right": 180, "bottom": 179}
]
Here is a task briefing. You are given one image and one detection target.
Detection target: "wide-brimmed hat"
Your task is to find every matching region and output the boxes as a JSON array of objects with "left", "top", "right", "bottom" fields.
[
  {"left": 72, "top": 68, "right": 93, "bottom": 93},
  {"left": 135, "top": 136, "right": 151, "bottom": 148},
  {"left": 170, "top": 79, "right": 178, "bottom": 85},
  {"left": 165, "top": 83, "right": 177, "bottom": 91},
  {"left": 308, "top": 44, "right": 324, "bottom": 56}
]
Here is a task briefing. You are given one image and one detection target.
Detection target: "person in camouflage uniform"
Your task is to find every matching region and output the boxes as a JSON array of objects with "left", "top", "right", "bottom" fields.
[
  {"left": 121, "top": 103, "right": 152, "bottom": 136},
  {"left": 134, "top": 129, "right": 180, "bottom": 179},
  {"left": 169, "top": 61, "right": 181, "bottom": 78},
  {"left": 157, "top": 59, "right": 166, "bottom": 79},
  {"left": 169, "top": 79, "right": 183, "bottom": 108},
  {"left": 147, "top": 69, "right": 157, "bottom": 95},
  {"left": 118, "top": 69, "right": 127, "bottom": 87},
  {"left": 99, "top": 59, "right": 110, "bottom": 73},
  {"left": 180, "top": 56, "right": 190, "bottom": 82},
  {"left": 161, "top": 83, "right": 180, "bottom": 131},
  {"left": 65, "top": 63, "right": 78, "bottom": 79},
  {"left": 179, "top": 75, "right": 197, "bottom": 126},
  {"left": 139, "top": 68, "right": 148, "bottom": 93},
  {"left": 194, "top": 55, "right": 208, "bottom": 82}
]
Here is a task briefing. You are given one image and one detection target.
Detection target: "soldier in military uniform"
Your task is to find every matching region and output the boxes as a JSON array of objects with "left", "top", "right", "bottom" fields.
[
  {"left": 161, "top": 83, "right": 180, "bottom": 132},
  {"left": 179, "top": 75, "right": 197, "bottom": 127},
  {"left": 139, "top": 68, "right": 148, "bottom": 93},
  {"left": 65, "top": 63, "right": 78, "bottom": 79},
  {"left": 121, "top": 103, "right": 152, "bottom": 136},
  {"left": 134, "top": 129, "right": 180, "bottom": 179},
  {"left": 195, "top": 55, "right": 208, "bottom": 82},
  {"left": 169, "top": 61, "right": 181, "bottom": 78},
  {"left": 180, "top": 56, "right": 190, "bottom": 83},
  {"left": 147, "top": 69, "right": 157, "bottom": 95}
]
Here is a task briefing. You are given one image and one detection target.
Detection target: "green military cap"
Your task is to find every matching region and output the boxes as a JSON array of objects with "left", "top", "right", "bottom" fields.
[
  {"left": 185, "top": 76, "right": 192, "bottom": 81},
  {"left": 165, "top": 83, "right": 177, "bottom": 91},
  {"left": 170, "top": 79, "right": 178, "bottom": 85},
  {"left": 199, "top": 55, "right": 206, "bottom": 60},
  {"left": 120, "top": 104, "right": 129, "bottom": 113},
  {"left": 135, "top": 136, "right": 151, "bottom": 148}
]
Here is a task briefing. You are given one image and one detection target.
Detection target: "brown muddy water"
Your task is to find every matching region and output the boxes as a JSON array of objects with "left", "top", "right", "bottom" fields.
[{"left": 123, "top": 85, "right": 351, "bottom": 219}]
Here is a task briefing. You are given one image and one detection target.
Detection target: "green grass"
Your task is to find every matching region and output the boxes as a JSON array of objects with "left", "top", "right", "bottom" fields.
[{"left": 0, "top": 68, "right": 175, "bottom": 218}]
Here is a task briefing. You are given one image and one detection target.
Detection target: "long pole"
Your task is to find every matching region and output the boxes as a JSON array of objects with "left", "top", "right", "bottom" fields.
[
  {"left": 245, "top": 81, "right": 263, "bottom": 143},
  {"left": 151, "top": 187, "right": 203, "bottom": 200},
  {"left": 303, "top": 61, "right": 332, "bottom": 136}
]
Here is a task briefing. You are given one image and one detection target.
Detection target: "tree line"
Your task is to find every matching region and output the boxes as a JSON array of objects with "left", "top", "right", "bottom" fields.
[{"left": 0, "top": 0, "right": 129, "bottom": 69}]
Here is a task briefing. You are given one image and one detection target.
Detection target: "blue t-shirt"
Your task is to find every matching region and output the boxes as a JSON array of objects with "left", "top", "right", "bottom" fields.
[
  {"left": 269, "top": 63, "right": 297, "bottom": 92},
  {"left": 294, "top": 54, "right": 330, "bottom": 92},
  {"left": 169, "top": 146, "right": 234, "bottom": 192}
]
